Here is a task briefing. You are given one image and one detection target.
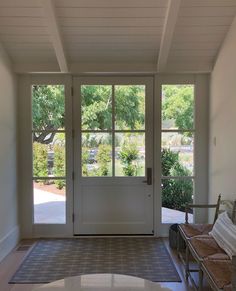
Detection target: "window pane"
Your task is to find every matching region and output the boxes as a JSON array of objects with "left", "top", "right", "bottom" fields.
[
  {"left": 81, "top": 85, "right": 112, "bottom": 130},
  {"left": 115, "top": 133, "right": 145, "bottom": 176},
  {"left": 161, "top": 132, "right": 194, "bottom": 176},
  {"left": 115, "top": 85, "right": 145, "bottom": 130},
  {"left": 33, "top": 179, "right": 66, "bottom": 224},
  {"left": 161, "top": 178, "right": 193, "bottom": 224},
  {"left": 82, "top": 133, "right": 112, "bottom": 177},
  {"left": 32, "top": 85, "right": 65, "bottom": 131},
  {"left": 33, "top": 132, "right": 65, "bottom": 177},
  {"left": 162, "top": 85, "right": 194, "bottom": 130}
]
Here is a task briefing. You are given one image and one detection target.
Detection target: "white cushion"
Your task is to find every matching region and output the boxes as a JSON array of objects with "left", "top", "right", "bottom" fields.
[{"left": 209, "top": 211, "right": 236, "bottom": 259}]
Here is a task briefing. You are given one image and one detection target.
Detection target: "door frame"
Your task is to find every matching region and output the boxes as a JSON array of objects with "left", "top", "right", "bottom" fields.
[
  {"left": 18, "top": 73, "right": 209, "bottom": 238},
  {"left": 18, "top": 74, "right": 74, "bottom": 237},
  {"left": 154, "top": 74, "right": 209, "bottom": 236}
]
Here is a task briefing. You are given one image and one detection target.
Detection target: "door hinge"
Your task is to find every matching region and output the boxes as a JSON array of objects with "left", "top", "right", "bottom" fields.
[
  {"left": 72, "top": 213, "right": 75, "bottom": 223},
  {"left": 71, "top": 86, "right": 74, "bottom": 96},
  {"left": 152, "top": 229, "right": 154, "bottom": 234},
  {"left": 72, "top": 171, "right": 75, "bottom": 180}
]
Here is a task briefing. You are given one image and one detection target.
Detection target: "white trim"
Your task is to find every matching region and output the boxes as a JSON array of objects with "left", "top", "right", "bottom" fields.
[
  {"left": 157, "top": 0, "right": 182, "bottom": 72},
  {"left": 0, "top": 226, "right": 20, "bottom": 262},
  {"left": 13, "top": 62, "right": 213, "bottom": 74},
  {"left": 41, "top": 0, "right": 68, "bottom": 72},
  {"left": 0, "top": 42, "right": 12, "bottom": 69}
]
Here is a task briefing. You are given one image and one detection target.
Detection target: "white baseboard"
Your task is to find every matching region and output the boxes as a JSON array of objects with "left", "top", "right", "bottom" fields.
[{"left": 0, "top": 225, "right": 20, "bottom": 262}]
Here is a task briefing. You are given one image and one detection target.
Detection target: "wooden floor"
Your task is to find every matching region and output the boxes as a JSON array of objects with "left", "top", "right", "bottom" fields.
[{"left": 0, "top": 239, "right": 211, "bottom": 291}]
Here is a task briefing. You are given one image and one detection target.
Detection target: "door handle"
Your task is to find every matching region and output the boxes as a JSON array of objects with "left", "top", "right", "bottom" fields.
[{"left": 142, "top": 168, "right": 152, "bottom": 185}]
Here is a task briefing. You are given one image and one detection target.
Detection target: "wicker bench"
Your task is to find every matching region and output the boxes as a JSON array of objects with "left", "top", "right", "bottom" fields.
[
  {"left": 178, "top": 198, "right": 236, "bottom": 291},
  {"left": 177, "top": 195, "right": 221, "bottom": 279}
]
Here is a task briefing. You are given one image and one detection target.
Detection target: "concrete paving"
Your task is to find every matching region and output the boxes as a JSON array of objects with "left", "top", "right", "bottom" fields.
[{"left": 34, "top": 188, "right": 66, "bottom": 224}]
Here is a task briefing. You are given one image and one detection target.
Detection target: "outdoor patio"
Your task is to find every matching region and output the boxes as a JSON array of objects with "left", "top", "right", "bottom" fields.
[{"left": 34, "top": 188, "right": 193, "bottom": 225}]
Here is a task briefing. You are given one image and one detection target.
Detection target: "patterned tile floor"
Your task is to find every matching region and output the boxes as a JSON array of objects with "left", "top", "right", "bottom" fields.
[{"left": 10, "top": 238, "right": 181, "bottom": 284}]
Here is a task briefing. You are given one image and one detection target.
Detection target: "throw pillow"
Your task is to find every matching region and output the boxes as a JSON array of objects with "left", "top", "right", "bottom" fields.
[{"left": 209, "top": 211, "right": 236, "bottom": 259}]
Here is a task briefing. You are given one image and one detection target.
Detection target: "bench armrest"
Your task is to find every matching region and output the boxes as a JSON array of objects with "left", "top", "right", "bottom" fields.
[{"left": 184, "top": 195, "right": 221, "bottom": 224}]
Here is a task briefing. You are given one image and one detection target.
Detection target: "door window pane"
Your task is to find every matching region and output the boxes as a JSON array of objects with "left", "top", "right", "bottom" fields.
[
  {"left": 161, "top": 178, "right": 193, "bottom": 224},
  {"left": 161, "top": 132, "right": 194, "bottom": 176},
  {"left": 81, "top": 85, "right": 112, "bottom": 130},
  {"left": 33, "top": 133, "right": 65, "bottom": 177},
  {"left": 33, "top": 179, "right": 66, "bottom": 224},
  {"left": 82, "top": 133, "right": 112, "bottom": 177},
  {"left": 115, "top": 133, "right": 145, "bottom": 176},
  {"left": 32, "top": 84, "right": 66, "bottom": 225},
  {"left": 161, "top": 85, "right": 194, "bottom": 130},
  {"left": 115, "top": 85, "right": 145, "bottom": 130},
  {"left": 32, "top": 85, "right": 65, "bottom": 131}
]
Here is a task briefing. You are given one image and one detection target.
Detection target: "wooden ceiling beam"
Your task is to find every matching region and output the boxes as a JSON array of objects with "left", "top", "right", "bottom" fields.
[
  {"left": 41, "top": 0, "right": 68, "bottom": 72},
  {"left": 157, "top": 0, "right": 181, "bottom": 72}
]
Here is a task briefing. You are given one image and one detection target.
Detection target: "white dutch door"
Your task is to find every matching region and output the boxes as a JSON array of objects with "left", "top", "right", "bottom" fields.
[{"left": 73, "top": 77, "right": 154, "bottom": 234}]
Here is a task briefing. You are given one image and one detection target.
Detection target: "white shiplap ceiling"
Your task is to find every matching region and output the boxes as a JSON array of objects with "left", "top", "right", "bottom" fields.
[{"left": 0, "top": 0, "right": 235, "bottom": 73}]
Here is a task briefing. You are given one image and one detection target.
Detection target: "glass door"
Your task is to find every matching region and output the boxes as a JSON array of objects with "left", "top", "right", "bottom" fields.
[{"left": 73, "top": 77, "right": 154, "bottom": 235}]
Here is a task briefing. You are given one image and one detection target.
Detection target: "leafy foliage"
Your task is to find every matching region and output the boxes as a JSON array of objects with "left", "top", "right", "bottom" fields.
[
  {"left": 162, "top": 85, "right": 194, "bottom": 131},
  {"left": 33, "top": 142, "right": 48, "bottom": 178},
  {"left": 81, "top": 85, "right": 112, "bottom": 130},
  {"left": 82, "top": 147, "right": 90, "bottom": 176},
  {"left": 54, "top": 144, "right": 65, "bottom": 189},
  {"left": 161, "top": 148, "right": 193, "bottom": 210},
  {"left": 119, "top": 142, "right": 139, "bottom": 176},
  {"left": 32, "top": 85, "right": 65, "bottom": 144},
  {"left": 115, "top": 85, "right": 145, "bottom": 129},
  {"left": 97, "top": 144, "right": 111, "bottom": 176},
  {"left": 81, "top": 85, "right": 145, "bottom": 130}
]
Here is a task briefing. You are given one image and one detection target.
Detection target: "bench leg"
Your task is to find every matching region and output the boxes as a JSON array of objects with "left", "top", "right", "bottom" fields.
[
  {"left": 198, "top": 266, "right": 203, "bottom": 291},
  {"left": 185, "top": 244, "right": 189, "bottom": 280},
  {"left": 177, "top": 230, "right": 181, "bottom": 258}
]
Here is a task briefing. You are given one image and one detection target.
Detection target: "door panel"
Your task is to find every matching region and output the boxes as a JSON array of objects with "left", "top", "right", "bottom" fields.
[
  {"left": 79, "top": 184, "right": 152, "bottom": 234},
  {"left": 73, "top": 77, "right": 153, "bottom": 235}
]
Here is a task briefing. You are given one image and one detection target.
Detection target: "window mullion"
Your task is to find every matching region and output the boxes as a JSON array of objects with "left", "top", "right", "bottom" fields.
[{"left": 112, "top": 85, "right": 115, "bottom": 177}]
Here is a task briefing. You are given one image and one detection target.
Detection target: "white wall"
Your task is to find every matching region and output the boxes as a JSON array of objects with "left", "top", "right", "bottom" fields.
[
  {"left": 0, "top": 44, "right": 19, "bottom": 261},
  {"left": 209, "top": 16, "right": 236, "bottom": 217}
]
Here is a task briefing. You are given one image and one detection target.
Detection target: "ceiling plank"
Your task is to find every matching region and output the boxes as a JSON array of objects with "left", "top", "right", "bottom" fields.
[
  {"left": 157, "top": 0, "right": 181, "bottom": 72},
  {"left": 41, "top": 0, "right": 68, "bottom": 72}
]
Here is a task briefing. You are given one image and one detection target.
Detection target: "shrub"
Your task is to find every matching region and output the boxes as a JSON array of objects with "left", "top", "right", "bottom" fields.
[
  {"left": 161, "top": 148, "right": 193, "bottom": 211},
  {"left": 97, "top": 144, "right": 111, "bottom": 176},
  {"left": 33, "top": 142, "right": 48, "bottom": 179},
  {"left": 53, "top": 144, "right": 65, "bottom": 189},
  {"left": 119, "top": 142, "right": 139, "bottom": 176},
  {"left": 82, "top": 147, "right": 90, "bottom": 176}
]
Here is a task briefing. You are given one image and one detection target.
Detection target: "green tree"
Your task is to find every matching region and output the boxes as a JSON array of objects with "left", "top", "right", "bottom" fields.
[
  {"left": 32, "top": 85, "right": 65, "bottom": 144},
  {"left": 162, "top": 85, "right": 194, "bottom": 130},
  {"left": 81, "top": 85, "right": 112, "bottom": 130},
  {"left": 115, "top": 85, "right": 145, "bottom": 129},
  {"left": 81, "top": 85, "right": 145, "bottom": 130}
]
